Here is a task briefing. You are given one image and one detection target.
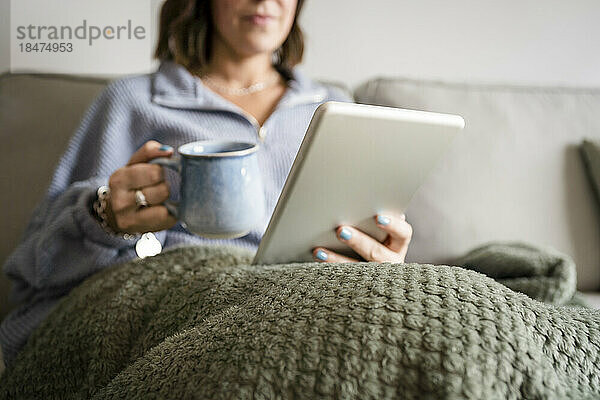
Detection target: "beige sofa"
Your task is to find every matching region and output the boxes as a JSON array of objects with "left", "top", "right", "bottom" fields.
[{"left": 1, "top": 72, "right": 600, "bottom": 320}]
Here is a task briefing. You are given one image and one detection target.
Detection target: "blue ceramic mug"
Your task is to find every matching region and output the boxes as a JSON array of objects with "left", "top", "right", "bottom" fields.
[{"left": 150, "top": 140, "right": 265, "bottom": 239}]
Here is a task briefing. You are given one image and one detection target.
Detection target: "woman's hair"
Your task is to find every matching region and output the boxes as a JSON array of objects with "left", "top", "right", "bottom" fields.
[{"left": 155, "top": 0, "right": 305, "bottom": 73}]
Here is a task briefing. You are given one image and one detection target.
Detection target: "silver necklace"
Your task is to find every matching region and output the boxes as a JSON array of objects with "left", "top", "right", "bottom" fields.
[{"left": 201, "top": 73, "right": 280, "bottom": 96}]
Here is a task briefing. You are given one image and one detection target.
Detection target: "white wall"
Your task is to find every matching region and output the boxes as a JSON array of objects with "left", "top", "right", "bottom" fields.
[
  {"left": 300, "top": 0, "right": 600, "bottom": 88},
  {"left": 2, "top": 0, "right": 600, "bottom": 89}
]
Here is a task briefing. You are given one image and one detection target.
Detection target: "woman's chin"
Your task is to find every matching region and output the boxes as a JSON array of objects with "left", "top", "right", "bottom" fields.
[{"left": 236, "top": 42, "right": 281, "bottom": 58}]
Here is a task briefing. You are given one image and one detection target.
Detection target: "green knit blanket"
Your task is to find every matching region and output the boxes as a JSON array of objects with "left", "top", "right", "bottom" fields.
[{"left": 1, "top": 242, "right": 599, "bottom": 399}]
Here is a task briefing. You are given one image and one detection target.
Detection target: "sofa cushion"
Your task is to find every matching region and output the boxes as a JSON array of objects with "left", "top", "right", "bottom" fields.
[
  {"left": 354, "top": 78, "right": 600, "bottom": 290},
  {"left": 0, "top": 73, "right": 109, "bottom": 320},
  {"left": 581, "top": 139, "right": 600, "bottom": 209}
]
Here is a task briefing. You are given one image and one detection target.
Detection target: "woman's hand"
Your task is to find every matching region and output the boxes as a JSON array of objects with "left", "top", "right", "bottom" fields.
[
  {"left": 312, "top": 213, "right": 413, "bottom": 263},
  {"left": 105, "top": 141, "right": 178, "bottom": 234}
]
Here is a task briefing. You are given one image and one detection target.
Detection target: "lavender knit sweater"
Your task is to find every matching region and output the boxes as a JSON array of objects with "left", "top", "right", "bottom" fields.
[{"left": 0, "top": 61, "right": 351, "bottom": 366}]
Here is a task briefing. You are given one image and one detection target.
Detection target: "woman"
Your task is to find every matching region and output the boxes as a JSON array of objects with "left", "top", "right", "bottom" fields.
[{"left": 0, "top": 0, "right": 412, "bottom": 371}]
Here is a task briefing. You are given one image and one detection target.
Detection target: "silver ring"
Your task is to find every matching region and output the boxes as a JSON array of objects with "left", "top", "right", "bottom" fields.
[{"left": 134, "top": 189, "right": 149, "bottom": 208}]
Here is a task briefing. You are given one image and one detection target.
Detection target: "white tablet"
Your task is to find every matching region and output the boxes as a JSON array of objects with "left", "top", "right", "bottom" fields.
[{"left": 252, "top": 101, "right": 465, "bottom": 265}]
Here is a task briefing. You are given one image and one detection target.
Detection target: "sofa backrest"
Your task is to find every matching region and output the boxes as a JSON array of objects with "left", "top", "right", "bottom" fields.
[
  {"left": 0, "top": 74, "right": 109, "bottom": 320},
  {"left": 355, "top": 78, "right": 600, "bottom": 290}
]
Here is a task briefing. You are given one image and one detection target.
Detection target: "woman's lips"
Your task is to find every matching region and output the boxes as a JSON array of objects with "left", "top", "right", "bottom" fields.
[{"left": 243, "top": 15, "right": 275, "bottom": 26}]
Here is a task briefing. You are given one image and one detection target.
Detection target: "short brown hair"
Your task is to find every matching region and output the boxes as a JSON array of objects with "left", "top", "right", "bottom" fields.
[{"left": 155, "top": 0, "right": 305, "bottom": 74}]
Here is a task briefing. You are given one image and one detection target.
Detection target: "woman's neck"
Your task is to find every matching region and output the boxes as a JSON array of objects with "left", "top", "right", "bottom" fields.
[{"left": 202, "top": 37, "right": 277, "bottom": 87}]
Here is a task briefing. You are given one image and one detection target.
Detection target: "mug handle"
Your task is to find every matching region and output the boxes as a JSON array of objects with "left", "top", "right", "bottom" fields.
[{"left": 149, "top": 157, "right": 181, "bottom": 218}]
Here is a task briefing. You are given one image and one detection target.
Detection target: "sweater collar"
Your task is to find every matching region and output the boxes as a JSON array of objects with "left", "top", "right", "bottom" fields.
[{"left": 151, "top": 60, "right": 327, "bottom": 112}]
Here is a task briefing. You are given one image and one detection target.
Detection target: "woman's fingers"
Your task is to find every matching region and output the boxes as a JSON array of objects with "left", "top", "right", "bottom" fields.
[
  {"left": 109, "top": 181, "right": 174, "bottom": 233},
  {"left": 312, "top": 248, "right": 359, "bottom": 263},
  {"left": 110, "top": 164, "right": 165, "bottom": 191},
  {"left": 127, "top": 141, "right": 173, "bottom": 166},
  {"left": 105, "top": 141, "right": 176, "bottom": 234},
  {"left": 374, "top": 213, "right": 413, "bottom": 257},
  {"left": 335, "top": 225, "right": 405, "bottom": 263},
  {"left": 136, "top": 183, "right": 170, "bottom": 206},
  {"left": 110, "top": 182, "right": 170, "bottom": 213},
  {"left": 313, "top": 213, "right": 413, "bottom": 264},
  {"left": 116, "top": 205, "right": 177, "bottom": 233}
]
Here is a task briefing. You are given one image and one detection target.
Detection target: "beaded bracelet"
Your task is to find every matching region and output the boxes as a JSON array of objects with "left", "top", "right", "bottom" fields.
[{"left": 92, "top": 186, "right": 139, "bottom": 241}]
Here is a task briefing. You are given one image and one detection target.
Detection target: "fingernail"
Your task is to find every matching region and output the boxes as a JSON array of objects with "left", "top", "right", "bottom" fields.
[
  {"left": 315, "top": 250, "right": 328, "bottom": 261},
  {"left": 377, "top": 215, "right": 391, "bottom": 225},
  {"left": 339, "top": 227, "right": 352, "bottom": 241},
  {"left": 159, "top": 145, "right": 173, "bottom": 152}
]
